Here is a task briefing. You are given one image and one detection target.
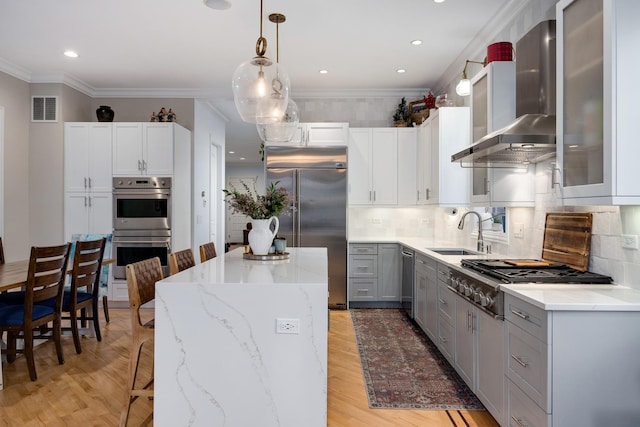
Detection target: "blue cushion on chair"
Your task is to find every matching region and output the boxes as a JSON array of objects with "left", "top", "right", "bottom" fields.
[
  {"left": 0, "top": 291, "right": 26, "bottom": 305},
  {"left": 70, "top": 233, "right": 112, "bottom": 298},
  {"left": 0, "top": 304, "right": 56, "bottom": 326},
  {"left": 62, "top": 290, "right": 92, "bottom": 307}
]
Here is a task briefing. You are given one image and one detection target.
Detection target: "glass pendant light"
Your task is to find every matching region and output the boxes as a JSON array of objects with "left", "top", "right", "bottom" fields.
[
  {"left": 232, "top": 0, "right": 290, "bottom": 124},
  {"left": 257, "top": 13, "right": 300, "bottom": 143}
]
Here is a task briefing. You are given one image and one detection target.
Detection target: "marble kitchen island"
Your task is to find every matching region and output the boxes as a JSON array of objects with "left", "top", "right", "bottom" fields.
[{"left": 154, "top": 247, "right": 328, "bottom": 427}]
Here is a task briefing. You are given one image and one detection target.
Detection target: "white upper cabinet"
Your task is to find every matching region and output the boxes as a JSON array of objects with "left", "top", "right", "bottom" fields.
[
  {"left": 417, "top": 108, "right": 470, "bottom": 206},
  {"left": 469, "top": 62, "right": 536, "bottom": 207},
  {"left": 397, "top": 128, "right": 418, "bottom": 205},
  {"left": 64, "top": 123, "right": 113, "bottom": 193},
  {"left": 285, "top": 122, "right": 349, "bottom": 146},
  {"left": 113, "top": 123, "right": 176, "bottom": 176},
  {"left": 557, "top": 0, "right": 640, "bottom": 205},
  {"left": 348, "top": 128, "right": 398, "bottom": 205}
]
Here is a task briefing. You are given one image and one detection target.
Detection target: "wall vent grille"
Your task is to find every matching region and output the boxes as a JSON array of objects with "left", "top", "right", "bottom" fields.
[{"left": 32, "top": 96, "right": 58, "bottom": 122}]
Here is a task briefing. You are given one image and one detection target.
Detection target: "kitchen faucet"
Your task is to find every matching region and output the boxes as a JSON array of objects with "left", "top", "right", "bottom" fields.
[{"left": 458, "top": 211, "right": 484, "bottom": 253}]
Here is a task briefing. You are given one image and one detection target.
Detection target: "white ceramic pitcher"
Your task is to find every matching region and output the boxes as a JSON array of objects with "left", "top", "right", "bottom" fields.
[{"left": 248, "top": 217, "right": 280, "bottom": 255}]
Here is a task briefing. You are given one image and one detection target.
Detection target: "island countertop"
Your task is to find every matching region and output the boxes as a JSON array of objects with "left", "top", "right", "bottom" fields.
[{"left": 154, "top": 247, "right": 328, "bottom": 427}]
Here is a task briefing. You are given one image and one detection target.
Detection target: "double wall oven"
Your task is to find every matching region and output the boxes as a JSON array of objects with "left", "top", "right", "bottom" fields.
[{"left": 112, "top": 177, "right": 172, "bottom": 279}]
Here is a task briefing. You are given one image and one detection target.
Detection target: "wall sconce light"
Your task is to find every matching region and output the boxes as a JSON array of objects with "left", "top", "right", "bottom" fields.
[
  {"left": 231, "top": 0, "right": 290, "bottom": 124},
  {"left": 455, "top": 59, "right": 487, "bottom": 96},
  {"left": 256, "top": 13, "right": 300, "bottom": 143}
]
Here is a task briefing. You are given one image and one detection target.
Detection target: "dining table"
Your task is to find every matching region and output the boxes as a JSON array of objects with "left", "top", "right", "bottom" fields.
[{"left": 0, "top": 257, "right": 114, "bottom": 390}]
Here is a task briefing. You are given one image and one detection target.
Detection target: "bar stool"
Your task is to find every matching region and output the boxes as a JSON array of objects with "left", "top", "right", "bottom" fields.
[{"left": 119, "top": 257, "right": 162, "bottom": 427}]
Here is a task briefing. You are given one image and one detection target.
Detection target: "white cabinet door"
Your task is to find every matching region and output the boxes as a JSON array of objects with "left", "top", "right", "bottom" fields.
[
  {"left": 347, "top": 128, "right": 397, "bottom": 205},
  {"left": 416, "top": 124, "right": 430, "bottom": 205},
  {"left": 113, "top": 123, "right": 143, "bottom": 175},
  {"left": 287, "top": 123, "right": 348, "bottom": 146},
  {"left": 64, "top": 123, "right": 112, "bottom": 193},
  {"left": 144, "top": 123, "right": 174, "bottom": 176},
  {"left": 88, "top": 192, "right": 113, "bottom": 234},
  {"left": 418, "top": 108, "right": 470, "bottom": 206},
  {"left": 397, "top": 128, "right": 417, "bottom": 205},
  {"left": 64, "top": 193, "right": 91, "bottom": 241},
  {"left": 347, "top": 129, "right": 371, "bottom": 204},
  {"left": 371, "top": 128, "right": 397, "bottom": 205}
]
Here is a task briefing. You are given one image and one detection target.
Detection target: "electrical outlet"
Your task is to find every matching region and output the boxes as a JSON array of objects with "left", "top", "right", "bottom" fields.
[
  {"left": 276, "top": 318, "right": 300, "bottom": 334},
  {"left": 622, "top": 235, "right": 639, "bottom": 250}
]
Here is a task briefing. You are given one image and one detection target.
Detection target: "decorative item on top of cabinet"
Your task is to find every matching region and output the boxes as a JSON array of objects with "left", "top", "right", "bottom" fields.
[
  {"left": 469, "top": 61, "right": 535, "bottom": 207},
  {"left": 392, "top": 97, "right": 410, "bottom": 127},
  {"left": 96, "top": 105, "right": 114, "bottom": 122},
  {"left": 416, "top": 107, "right": 470, "bottom": 206},
  {"left": 557, "top": 0, "right": 640, "bottom": 205}
]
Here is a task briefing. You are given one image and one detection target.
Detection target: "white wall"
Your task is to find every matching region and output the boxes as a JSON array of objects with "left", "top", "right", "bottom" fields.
[{"left": 193, "top": 99, "right": 226, "bottom": 256}]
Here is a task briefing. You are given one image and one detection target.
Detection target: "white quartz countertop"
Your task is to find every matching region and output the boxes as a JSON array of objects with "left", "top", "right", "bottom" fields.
[
  {"left": 158, "top": 247, "right": 328, "bottom": 286},
  {"left": 349, "top": 237, "right": 640, "bottom": 311},
  {"left": 501, "top": 284, "right": 640, "bottom": 311}
]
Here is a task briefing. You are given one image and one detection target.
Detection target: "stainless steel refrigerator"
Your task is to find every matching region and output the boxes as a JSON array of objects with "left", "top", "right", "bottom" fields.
[{"left": 265, "top": 145, "right": 347, "bottom": 309}]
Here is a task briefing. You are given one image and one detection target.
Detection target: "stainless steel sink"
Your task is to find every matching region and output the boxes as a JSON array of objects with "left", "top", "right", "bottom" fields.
[{"left": 427, "top": 248, "right": 480, "bottom": 256}]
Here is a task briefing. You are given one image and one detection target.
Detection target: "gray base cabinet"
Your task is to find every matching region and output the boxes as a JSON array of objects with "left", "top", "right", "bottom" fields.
[
  {"left": 505, "top": 293, "right": 640, "bottom": 427},
  {"left": 348, "top": 243, "right": 400, "bottom": 306},
  {"left": 414, "top": 254, "right": 437, "bottom": 341}
]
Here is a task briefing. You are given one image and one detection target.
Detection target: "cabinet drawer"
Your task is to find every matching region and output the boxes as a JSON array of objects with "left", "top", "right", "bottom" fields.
[
  {"left": 349, "top": 255, "right": 377, "bottom": 277},
  {"left": 438, "top": 315, "right": 454, "bottom": 364},
  {"left": 438, "top": 282, "right": 455, "bottom": 324},
  {"left": 349, "top": 278, "right": 377, "bottom": 300},
  {"left": 436, "top": 263, "right": 451, "bottom": 285},
  {"left": 505, "top": 294, "right": 548, "bottom": 343},
  {"left": 507, "top": 378, "right": 550, "bottom": 427},
  {"left": 349, "top": 244, "right": 377, "bottom": 255},
  {"left": 506, "top": 322, "right": 549, "bottom": 412},
  {"left": 415, "top": 254, "right": 436, "bottom": 271},
  {"left": 111, "top": 281, "right": 129, "bottom": 302}
]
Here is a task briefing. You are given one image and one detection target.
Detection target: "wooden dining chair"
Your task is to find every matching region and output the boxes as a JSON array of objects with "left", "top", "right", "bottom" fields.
[
  {"left": 62, "top": 237, "right": 106, "bottom": 354},
  {"left": 199, "top": 241, "right": 217, "bottom": 263},
  {"left": 0, "top": 243, "right": 72, "bottom": 381},
  {"left": 120, "top": 257, "right": 163, "bottom": 427},
  {"left": 169, "top": 248, "right": 196, "bottom": 275}
]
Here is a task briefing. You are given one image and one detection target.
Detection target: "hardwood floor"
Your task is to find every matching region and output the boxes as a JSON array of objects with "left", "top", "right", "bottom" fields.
[{"left": 0, "top": 309, "right": 499, "bottom": 427}]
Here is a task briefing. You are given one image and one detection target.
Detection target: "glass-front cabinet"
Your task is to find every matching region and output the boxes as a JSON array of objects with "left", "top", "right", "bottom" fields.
[{"left": 557, "top": 0, "right": 640, "bottom": 205}]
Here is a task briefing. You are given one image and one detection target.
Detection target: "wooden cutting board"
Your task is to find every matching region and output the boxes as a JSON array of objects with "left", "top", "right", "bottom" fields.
[
  {"left": 504, "top": 259, "right": 553, "bottom": 267},
  {"left": 541, "top": 212, "right": 593, "bottom": 271}
]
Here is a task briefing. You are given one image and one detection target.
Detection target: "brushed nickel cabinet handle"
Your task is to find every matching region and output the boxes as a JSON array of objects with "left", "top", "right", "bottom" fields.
[{"left": 511, "top": 354, "right": 529, "bottom": 367}]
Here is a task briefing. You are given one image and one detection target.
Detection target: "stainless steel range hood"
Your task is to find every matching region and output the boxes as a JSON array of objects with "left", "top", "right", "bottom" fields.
[{"left": 452, "top": 20, "right": 556, "bottom": 166}]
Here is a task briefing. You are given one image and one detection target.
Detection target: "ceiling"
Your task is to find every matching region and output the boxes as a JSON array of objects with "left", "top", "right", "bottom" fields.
[{"left": 0, "top": 0, "right": 522, "bottom": 164}]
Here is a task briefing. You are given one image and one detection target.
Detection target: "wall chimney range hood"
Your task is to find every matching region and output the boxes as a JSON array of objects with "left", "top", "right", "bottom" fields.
[{"left": 452, "top": 20, "right": 556, "bottom": 166}]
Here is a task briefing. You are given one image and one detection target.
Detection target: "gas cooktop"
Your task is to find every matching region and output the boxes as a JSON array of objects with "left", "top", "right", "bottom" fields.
[{"left": 461, "top": 259, "right": 613, "bottom": 284}]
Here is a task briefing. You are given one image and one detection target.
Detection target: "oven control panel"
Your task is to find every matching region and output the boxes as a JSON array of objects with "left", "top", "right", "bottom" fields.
[
  {"left": 448, "top": 269, "right": 504, "bottom": 319},
  {"left": 113, "top": 177, "right": 171, "bottom": 189}
]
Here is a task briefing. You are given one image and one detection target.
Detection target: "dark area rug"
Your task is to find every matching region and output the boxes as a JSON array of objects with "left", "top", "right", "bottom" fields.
[{"left": 350, "top": 308, "right": 485, "bottom": 410}]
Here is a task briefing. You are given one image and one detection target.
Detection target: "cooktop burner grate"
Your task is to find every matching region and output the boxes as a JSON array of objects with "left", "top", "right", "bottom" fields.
[{"left": 461, "top": 259, "right": 613, "bottom": 284}]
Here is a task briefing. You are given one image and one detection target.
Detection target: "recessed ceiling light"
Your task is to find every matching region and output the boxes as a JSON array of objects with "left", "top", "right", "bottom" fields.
[
  {"left": 228, "top": 151, "right": 235, "bottom": 154},
  {"left": 434, "top": 0, "right": 446, "bottom": 3},
  {"left": 240, "top": 157, "right": 246, "bottom": 160},
  {"left": 64, "top": 50, "right": 78, "bottom": 58},
  {"left": 411, "top": 40, "right": 423, "bottom": 46},
  {"left": 397, "top": 69, "right": 406, "bottom": 74},
  {"left": 319, "top": 69, "right": 328, "bottom": 74}
]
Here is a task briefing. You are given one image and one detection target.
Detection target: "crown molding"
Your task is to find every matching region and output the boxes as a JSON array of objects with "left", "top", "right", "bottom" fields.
[{"left": 0, "top": 57, "right": 32, "bottom": 82}]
